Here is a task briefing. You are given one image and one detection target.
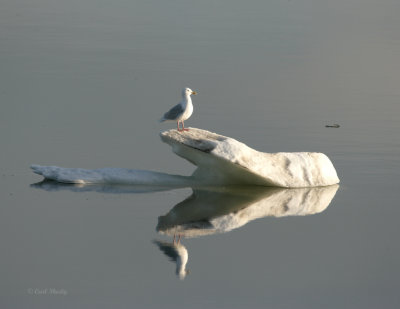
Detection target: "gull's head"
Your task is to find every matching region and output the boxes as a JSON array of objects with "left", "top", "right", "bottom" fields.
[{"left": 182, "top": 87, "right": 197, "bottom": 97}]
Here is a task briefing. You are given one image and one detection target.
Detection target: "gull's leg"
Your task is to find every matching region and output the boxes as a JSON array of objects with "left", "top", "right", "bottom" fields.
[
  {"left": 182, "top": 121, "right": 189, "bottom": 131},
  {"left": 177, "top": 121, "right": 181, "bottom": 131},
  {"left": 177, "top": 234, "right": 182, "bottom": 244}
]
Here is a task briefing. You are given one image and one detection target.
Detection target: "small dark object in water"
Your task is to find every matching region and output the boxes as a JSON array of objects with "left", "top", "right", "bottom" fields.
[{"left": 325, "top": 124, "right": 340, "bottom": 128}]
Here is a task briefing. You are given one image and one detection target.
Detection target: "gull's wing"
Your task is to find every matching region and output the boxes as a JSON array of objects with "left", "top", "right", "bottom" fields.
[
  {"left": 153, "top": 240, "right": 178, "bottom": 262},
  {"left": 162, "top": 104, "right": 184, "bottom": 121}
]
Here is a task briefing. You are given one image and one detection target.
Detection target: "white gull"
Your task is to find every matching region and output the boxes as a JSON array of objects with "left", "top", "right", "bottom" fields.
[{"left": 159, "top": 87, "right": 197, "bottom": 131}]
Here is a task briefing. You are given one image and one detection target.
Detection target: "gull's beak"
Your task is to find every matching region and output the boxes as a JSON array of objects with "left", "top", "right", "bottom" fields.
[{"left": 191, "top": 91, "right": 197, "bottom": 95}]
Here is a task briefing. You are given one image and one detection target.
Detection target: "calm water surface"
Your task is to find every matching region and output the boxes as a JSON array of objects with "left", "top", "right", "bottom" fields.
[{"left": 1, "top": 0, "right": 399, "bottom": 308}]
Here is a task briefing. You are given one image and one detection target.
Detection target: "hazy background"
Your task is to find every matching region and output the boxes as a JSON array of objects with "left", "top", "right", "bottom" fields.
[{"left": 1, "top": 0, "right": 399, "bottom": 308}]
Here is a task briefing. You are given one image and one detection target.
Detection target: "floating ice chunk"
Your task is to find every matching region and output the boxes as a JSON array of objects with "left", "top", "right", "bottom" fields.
[
  {"left": 31, "top": 128, "right": 339, "bottom": 188},
  {"left": 160, "top": 128, "right": 340, "bottom": 187},
  {"left": 30, "top": 165, "right": 190, "bottom": 186}
]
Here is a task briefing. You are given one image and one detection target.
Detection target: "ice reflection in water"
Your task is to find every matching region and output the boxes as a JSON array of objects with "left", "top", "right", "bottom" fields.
[
  {"left": 157, "top": 185, "right": 339, "bottom": 237},
  {"left": 31, "top": 180, "right": 181, "bottom": 194},
  {"left": 31, "top": 181, "right": 338, "bottom": 280},
  {"left": 154, "top": 185, "right": 338, "bottom": 279}
]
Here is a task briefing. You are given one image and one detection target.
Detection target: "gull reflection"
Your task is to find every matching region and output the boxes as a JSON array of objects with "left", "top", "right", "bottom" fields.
[{"left": 153, "top": 236, "right": 189, "bottom": 280}]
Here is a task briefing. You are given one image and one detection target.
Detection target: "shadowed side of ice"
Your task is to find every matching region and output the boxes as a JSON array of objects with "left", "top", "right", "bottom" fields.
[
  {"left": 31, "top": 128, "right": 339, "bottom": 188},
  {"left": 157, "top": 185, "right": 339, "bottom": 238}
]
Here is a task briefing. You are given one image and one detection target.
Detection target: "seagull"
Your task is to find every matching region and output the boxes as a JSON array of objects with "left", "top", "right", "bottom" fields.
[
  {"left": 159, "top": 87, "right": 197, "bottom": 131},
  {"left": 153, "top": 235, "right": 189, "bottom": 280}
]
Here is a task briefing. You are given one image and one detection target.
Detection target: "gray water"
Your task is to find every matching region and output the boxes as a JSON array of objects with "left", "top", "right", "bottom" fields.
[{"left": 1, "top": 0, "right": 400, "bottom": 308}]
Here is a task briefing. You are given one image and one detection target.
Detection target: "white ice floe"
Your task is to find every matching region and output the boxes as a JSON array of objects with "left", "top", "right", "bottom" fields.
[
  {"left": 30, "top": 165, "right": 190, "bottom": 186},
  {"left": 31, "top": 127, "right": 339, "bottom": 188},
  {"left": 160, "top": 128, "right": 340, "bottom": 187}
]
